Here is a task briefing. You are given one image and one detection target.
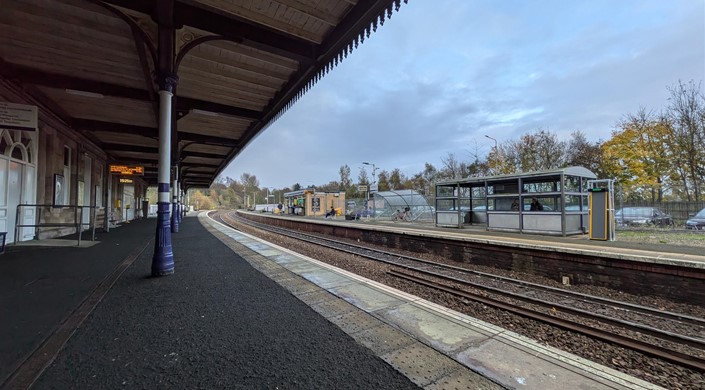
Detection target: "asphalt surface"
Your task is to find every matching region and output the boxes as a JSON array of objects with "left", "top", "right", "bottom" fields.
[
  {"left": 0, "top": 219, "right": 154, "bottom": 387},
  {"left": 28, "top": 216, "right": 419, "bottom": 389}
]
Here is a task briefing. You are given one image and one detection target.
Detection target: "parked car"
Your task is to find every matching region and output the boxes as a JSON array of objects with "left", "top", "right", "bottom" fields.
[
  {"left": 614, "top": 207, "right": 673, "bottom": 227},
  {"left": 685, "top": 208, "right": 705, "bottom": 230}
]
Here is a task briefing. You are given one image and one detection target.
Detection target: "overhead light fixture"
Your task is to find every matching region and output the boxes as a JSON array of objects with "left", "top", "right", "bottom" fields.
[
  {"left": 65, "top": 89, "right": 104, "bottom": 99},
  {"left": 191, "top": 109, "right": 220, "bottom": 117}
]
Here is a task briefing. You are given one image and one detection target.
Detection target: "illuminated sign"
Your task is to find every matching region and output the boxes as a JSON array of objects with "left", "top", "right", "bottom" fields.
[
  {"left": 109, "top": 164, "right": 144, "bottom": 175},
  {"left": 119, "top": 178, "right": 134, "bottom": 183}
]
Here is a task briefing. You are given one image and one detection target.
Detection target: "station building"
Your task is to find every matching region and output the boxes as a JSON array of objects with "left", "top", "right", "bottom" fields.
[
  {"left": 0, "top": 95, "right": 149, "bottom": 244},
  {"left": 284, "top": 189, "right": 347, "bottom": 217}
]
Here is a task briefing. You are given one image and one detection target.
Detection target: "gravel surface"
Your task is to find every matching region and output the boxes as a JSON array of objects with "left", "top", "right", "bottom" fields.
[{"left": 224, "top": 212, "right": 705, "bottom": 390}]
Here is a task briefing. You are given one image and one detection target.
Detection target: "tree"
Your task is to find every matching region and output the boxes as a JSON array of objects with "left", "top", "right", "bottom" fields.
[
  {"left": 440, "top": 152, "right": 462, "bottom": 179},
  {"left": 565, "top": 130, "right": 605, "bottom": 176},
  {"left": 511, "top": 129, "right": 566, "bottom": 172},
  {"left": 422, "top": 163, "right": 438, "bottom": 184},
  {"left": 357, "top": 168, "right": 369, "bottom": 187},
  {"left": 239, "top": 173, "right": 259, "bottom": 188},
  {"left": 487, "top": 143, "right": 517, "bottom": 175},
  {"left": 389, "top": 168, "right": 406, "bottom": 190},
  {"left": 339, "top": 165, "right": 352, "bottom": 188},
  {"left": 317, "top": 181, "right": 341, "bottom": 192},
  {"left": 192, "top": 189, "right": 215, "bottom": 210},
  {"left": 666, "top": 80, "right": 705, "bottom": 201},
  {"left": 602, "top": 108, "right": 672, "bottom": 201},
  {"left": 376, "top": 170, "right": 390, "bottom": 191}
]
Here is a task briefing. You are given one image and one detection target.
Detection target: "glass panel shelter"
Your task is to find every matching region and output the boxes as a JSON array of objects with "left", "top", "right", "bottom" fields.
[
  {"left": 370, "top": 189, "right": 435, "bottom": 222},
  {"left": 434, "top": 166, "right": 597, "bottom": 236}
]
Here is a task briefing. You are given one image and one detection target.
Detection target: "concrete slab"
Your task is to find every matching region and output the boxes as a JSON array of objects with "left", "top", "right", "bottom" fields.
[
  {"left": 298, "top": 269, "right": 355, "bottom": 289},
  {"left": 381, "top": 343, "right": 465, "bottom": 387},
  {"left": 351, "top": 323, "right": 417, "bottom": 356},
  {"left": 376, "top": 302, "right": 493, "bottom": 354},
  {"left": 329, "top": 282, "right": 407, "bottom": 312}
]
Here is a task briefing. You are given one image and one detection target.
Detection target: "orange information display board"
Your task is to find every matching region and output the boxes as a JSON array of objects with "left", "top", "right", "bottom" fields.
[{"left": 109, "top": 164, "right": 144, "bottom": 175}]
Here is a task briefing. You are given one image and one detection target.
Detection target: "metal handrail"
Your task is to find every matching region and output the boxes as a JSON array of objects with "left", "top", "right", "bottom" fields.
[{"left": 14, "top": 204, "right": 100, "bottom": 247}]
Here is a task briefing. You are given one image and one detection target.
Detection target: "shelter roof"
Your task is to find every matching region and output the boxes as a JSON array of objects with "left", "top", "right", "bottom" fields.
[
  {"left": 0, "top": 0, "right": 407, "bottom": 188},
  {"left": 436, "top": 166, "right": 598, "bottom": 186},
  {"left": 373, "top": 189, "right": 430, "bottom": 207}
]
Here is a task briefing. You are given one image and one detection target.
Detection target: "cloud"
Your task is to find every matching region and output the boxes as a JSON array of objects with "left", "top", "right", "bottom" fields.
[{"left": 222, "top": 0, "right": 704, "bottom": 189}]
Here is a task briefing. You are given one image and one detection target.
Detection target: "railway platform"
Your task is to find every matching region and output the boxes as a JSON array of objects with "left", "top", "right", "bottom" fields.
[
  {"left": 242, "top": 211, "right": 705, "bottom": 307},
  {"left": 1, "top": 212, "right": 663, "bottom": 389}
]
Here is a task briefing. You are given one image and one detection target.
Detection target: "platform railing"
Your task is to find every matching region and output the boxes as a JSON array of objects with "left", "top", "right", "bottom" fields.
[{"left": 14, "top": 204, "right": 99, "bottom": 247}]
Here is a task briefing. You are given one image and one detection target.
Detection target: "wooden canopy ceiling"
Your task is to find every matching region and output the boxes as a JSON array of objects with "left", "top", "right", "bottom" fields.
[{"left": 0, "top": 0, "right": 406, "bottom": 189}]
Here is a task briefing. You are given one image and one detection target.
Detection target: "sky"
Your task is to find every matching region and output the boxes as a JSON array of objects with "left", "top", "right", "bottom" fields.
[{"left": 221, "top": 0, "right": 705, "bottom": 189}]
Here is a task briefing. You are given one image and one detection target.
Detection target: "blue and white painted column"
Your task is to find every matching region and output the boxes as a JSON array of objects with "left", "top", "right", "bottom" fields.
[
  {"left": 179, "top": 184, "right": 183, "bottom": 221},
  {"left": 151, "top": 73, "right": 178, "bottom": 276},
  {"left": 176, "top": 180, "right": 182, "bottom": 223},
  {"left": 171, "top": 167, "right": 179, "bottom": 233}
]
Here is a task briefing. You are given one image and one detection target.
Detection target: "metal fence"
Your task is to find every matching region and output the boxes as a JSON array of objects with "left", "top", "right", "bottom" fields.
[{"left": 615, "top": 200, "right": 705, "bottom": 225}]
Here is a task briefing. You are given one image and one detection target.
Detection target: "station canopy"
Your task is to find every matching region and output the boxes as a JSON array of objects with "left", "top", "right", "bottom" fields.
[
  {"left": 0, "top": 0, "right": 408, "bottom": 189},
  {"left": 372, "top": 189, "right": 434, "bottom": 222}
]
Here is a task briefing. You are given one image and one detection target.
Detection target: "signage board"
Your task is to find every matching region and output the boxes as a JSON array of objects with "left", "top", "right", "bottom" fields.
[
  {"left": 119, "top": 178, "right": 134, "bottom": 183},
  {"left": 0, "top": 102, "right": 38, "bottom": 130},
  {"left": 358, "top": 185, "right": 367, "bottom": 192},
  {"left": 110, "top": 164, "right": 144, "bottom": 175}
]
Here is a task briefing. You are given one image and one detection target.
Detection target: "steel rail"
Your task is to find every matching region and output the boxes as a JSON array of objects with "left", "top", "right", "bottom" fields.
[
  {"left": 221, "top": 211, "right": 705, "bottom": 370},
  {"left": 226, "top": 211, "right": 705, "bottom": 328},
  {"left": 388, "top": 269, "right": 705, "bottom": 373},
  {"left": 399, "top": 265, "right": 705, "bottom": 349}
]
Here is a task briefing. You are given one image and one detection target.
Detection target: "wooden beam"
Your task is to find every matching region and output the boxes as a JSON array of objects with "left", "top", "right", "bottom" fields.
[
  {"left": 73, "top": 118, "right": 241, "bottom": 146},
  {"left": 178, "top": 132, "right": 239, "bottom": 146},
  {"left": 2, "top": 62, "right": 261, "bottom": 120},
  {"left": 175, "top": 97, "right": 261, "bottom": 120},
  {"left": 272, "top": 0, "right": 340, "bottom": 27},
  {"left": 182, "top": 161, "right": 219, "bottom": 168},
  {"left": 181, "top": 151, "right": 227, "bottom": 159},
  {"left": 101, "top": 0, "right": 316, "bottom": 63},
  {"left": 103, "top": 143, "right": 158, "bottom": 154},
  {"left": 73, "top": 119, "right": 158, "bottom": 137},
  {"left": 0, "top": 61, "right": 150, "bottom": 100}
]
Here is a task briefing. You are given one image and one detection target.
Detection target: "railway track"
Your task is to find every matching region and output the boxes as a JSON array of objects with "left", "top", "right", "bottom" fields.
[{"left": 218, "top": 210, "right": 705, "bottom": 373}]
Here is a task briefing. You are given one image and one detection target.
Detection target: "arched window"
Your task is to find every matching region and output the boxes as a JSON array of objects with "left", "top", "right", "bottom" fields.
[{"left": 0, "top": 129, "right": 34, "bottom": 164}]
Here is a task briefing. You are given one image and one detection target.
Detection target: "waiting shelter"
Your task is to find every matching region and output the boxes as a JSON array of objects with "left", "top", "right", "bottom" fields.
[
  {"left": 371, "top": 189, "right": 434, "bottom": 222},
  {"left": 434, "top": 167, "right": 597, "bottom": 236},
  {"left": 283, "top": 189, "right": 346, "bottom": 218}
]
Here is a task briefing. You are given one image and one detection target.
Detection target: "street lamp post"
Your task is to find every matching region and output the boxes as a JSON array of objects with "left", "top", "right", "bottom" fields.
[
  {"left": 363, "top": 162, "right": 378, "bottom": 218},
  {"left": 266, "top": 187, "right": 275, "bottom": 212},
  {"left": 362, "top": 162, "right": 378, "bottom": 187},
  {"left": 484, "top": 135, "right": 497, "bottom": 149},
  {"left": 485, "top": 135, "right": 499, "bottom": 174}
]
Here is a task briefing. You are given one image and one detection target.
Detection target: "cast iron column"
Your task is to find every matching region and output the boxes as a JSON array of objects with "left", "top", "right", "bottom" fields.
[
  {"left": 152, "top": 74, "right": 178, "bottom": 276},
  {"left": 171, "top": 166, "right": 179, "bottom": 232},
  {"left": 177, "top": 182, "right": 183, "bottom": 222}
]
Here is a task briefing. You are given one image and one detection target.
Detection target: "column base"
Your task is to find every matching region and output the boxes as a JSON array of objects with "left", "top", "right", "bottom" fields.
[
  {"left": 171, "top": 201, "right": 180, "bottom": 233},
  {"left": 152, "top": 202, "right": 174, "bottom": 276}
]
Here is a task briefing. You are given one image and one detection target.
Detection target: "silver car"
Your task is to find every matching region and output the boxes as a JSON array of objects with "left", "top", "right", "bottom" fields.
[{"left": 686, "top": 208, "right": 705, "bottom": 230}]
